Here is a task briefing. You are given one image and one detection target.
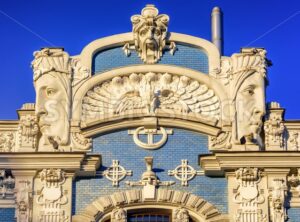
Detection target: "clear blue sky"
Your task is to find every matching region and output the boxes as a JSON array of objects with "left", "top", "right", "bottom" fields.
[{"left": 0, "top": 0, "right": 299, "bottom": 119}]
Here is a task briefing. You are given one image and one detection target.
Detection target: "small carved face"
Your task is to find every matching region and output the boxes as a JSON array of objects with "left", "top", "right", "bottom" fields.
[
  {"left": 236, "top": 73, "right": 265, "bottom": 144},
  {"left": 35, "top": 73, "right": 70, "bottom": 149},
  {"left": 274, "top": 199, "right": 282, "bottom": 209},
  {"left": 18, "top": 201, "right": 27, "bottom": 212}
]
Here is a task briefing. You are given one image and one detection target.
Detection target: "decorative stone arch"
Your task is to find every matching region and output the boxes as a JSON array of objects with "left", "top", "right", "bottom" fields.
[
  {"left": 78, "top": 32, "right": 221, "bottom": 74},
  {"left": 72, "top": 189, "right": 229, "bottom": 222}
]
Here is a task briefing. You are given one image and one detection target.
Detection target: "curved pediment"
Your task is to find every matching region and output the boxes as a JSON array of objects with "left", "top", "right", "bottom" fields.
[
  {"left": 72, "top": 65, "right": 227, "bottom": 137},
  {"left": 79, "top": 32, "right": 220, "bottom": 74}
]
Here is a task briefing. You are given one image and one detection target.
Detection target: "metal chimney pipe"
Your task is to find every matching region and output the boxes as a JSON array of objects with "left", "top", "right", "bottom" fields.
[{"left": 211, "top": 7, "right": 223, "bottom": 55}]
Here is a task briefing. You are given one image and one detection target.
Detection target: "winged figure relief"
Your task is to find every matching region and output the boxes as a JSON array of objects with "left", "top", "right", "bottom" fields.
[{"left": 82, "top": 73, "right": 220, "bottom": 122}]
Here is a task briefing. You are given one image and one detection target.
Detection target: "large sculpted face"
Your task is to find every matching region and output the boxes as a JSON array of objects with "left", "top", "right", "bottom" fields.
[
  {"left": 131, "top": 5, "right": 169, "bottom": 64},
  {"left": 235, "top": 73, "right": 266, "bottom": 144},
  {"left": 137, "top": 25, "right": 164, "bottom": 63},
  {"left": 35, "top": 72, "right": 70, "bottom": 149}
]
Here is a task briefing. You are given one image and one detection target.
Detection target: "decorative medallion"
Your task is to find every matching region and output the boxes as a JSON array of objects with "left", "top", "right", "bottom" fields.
[
  {"left": 168, "top": 160, "right": 203, "bottom": 186},
  {"left": 128, "top": 127, "right": 173, "bottom": 149},
  {"left": 101, "top": 160, "right": 132, "bottom": 187}
]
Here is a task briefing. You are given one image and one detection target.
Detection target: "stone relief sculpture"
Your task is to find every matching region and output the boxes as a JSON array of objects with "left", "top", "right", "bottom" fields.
[
  {"left": 126, "top": 157, "right": 174, "bottom": 199},
  {"left": 288, "top": 131, "right": 299, "bottom": 151},
  {"left": 264, "top": 102, "right": 285, "bottom": 150},
  {"left": 173, "top": 207, "right": 189, "bottom": 222},
  {"left": 18, "top": 115, "right": 39, "bottom": 150},
  {"left": 209, "top": 131, "right": 232, "bottom": 150},
  {"left": 0, "top": 132, "right": 15, "bottom": 152},
  {"left": 233, "top": 168, "right": 267, "bottom": 222},
  {"left": 32, "top": 48, "right": 72, "bottom": 151},
  {"left": 32, "top": 48, "right": 90, "bottom": 151},
  {"left": 0, "top": 170, "right": 15, "bottom": 198},
  {"left": 70, "top": 131, "right": 92, "bottom": 150},
  {"left": 218, "top": 48, "right": 269, "bottom": 149},
  {"left": 36, "top": 169, "right": 69, "bottom": 222},
  {"left": 70, "top": 58, "right": 91, "bottom": 87},
  {"left": 82, "top": 72, "right": 221, "bottom": 123},
  {"left": 269, "top": 179, "right": 287, "bottom": 222},
  {"left": 129, "top": 5, "right": 176, "bottom": 64},
  {"left": 288, "top": 169, "right": 300, "bottom": 207},
  {"left": 111, "top": 207, "right": 127, "bottom": 222},
  {"left": 15, "top": 180, "right": 33, "bottom": 222}
]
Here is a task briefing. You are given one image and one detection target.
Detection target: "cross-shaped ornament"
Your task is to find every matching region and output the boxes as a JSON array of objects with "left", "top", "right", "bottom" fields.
[
  {"left": 101, "top": 160, "right": 132, "bottom": 187},
  {"left": 168, "top": 160, "right": 204, "bottom": 186}
]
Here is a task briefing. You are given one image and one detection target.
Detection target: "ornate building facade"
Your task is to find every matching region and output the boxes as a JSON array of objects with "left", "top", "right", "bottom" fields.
[{"left": 0, "top": 5, "right": 299, "bottom": 222}]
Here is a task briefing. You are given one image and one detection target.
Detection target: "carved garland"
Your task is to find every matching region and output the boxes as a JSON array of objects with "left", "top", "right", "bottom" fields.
[{"left": 82, "top": 72, "right": 221, "bottom": 123}]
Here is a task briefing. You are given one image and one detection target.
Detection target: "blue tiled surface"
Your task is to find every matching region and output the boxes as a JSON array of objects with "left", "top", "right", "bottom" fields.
[
  {"left": 73, "top": 128, "right": 227, "bottom": 215},
  {"left": 0, "top": 208, "right": 15, "bottom": 222},
  {"left": 288, "top": 208, "right": 300, "bottom": 222},
  {"left": 93, "top": 44, "right": 209, "bottom": 74}
]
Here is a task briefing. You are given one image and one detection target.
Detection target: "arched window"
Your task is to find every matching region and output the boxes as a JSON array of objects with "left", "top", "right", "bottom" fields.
[{"left": 128, "top": 209, "right": 171, "bottom": 222}]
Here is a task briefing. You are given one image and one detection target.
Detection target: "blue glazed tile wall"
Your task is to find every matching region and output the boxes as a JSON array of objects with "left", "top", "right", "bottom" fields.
[
  {"left": 73, "top": 128, "right": 227, "bottom": 215},
  {"left": 93, "top": 44, "right": 209, "bottom": 74},
  {"left": 288, "top": 208, "right": 300, "bottom": 222},
  {"left": 0, "top": 208, "right": 15, "bottom": 222}
]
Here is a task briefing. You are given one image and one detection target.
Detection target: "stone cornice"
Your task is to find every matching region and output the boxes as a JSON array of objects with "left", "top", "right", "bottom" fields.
[
  {"left": 0, "top": 120, "right": 19, "bottom": 131},
  {"left": 200, "top": 152, "right": 300, "bottom": 176},
  {"left": 0, "top": 153, "right": 101, "bottom": 176},
  {"left": 284, "top": 120, "right": 300, "bottom": 130},
  {"left": 82, "top": 116, "right": 220, "bottom": 138}
]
